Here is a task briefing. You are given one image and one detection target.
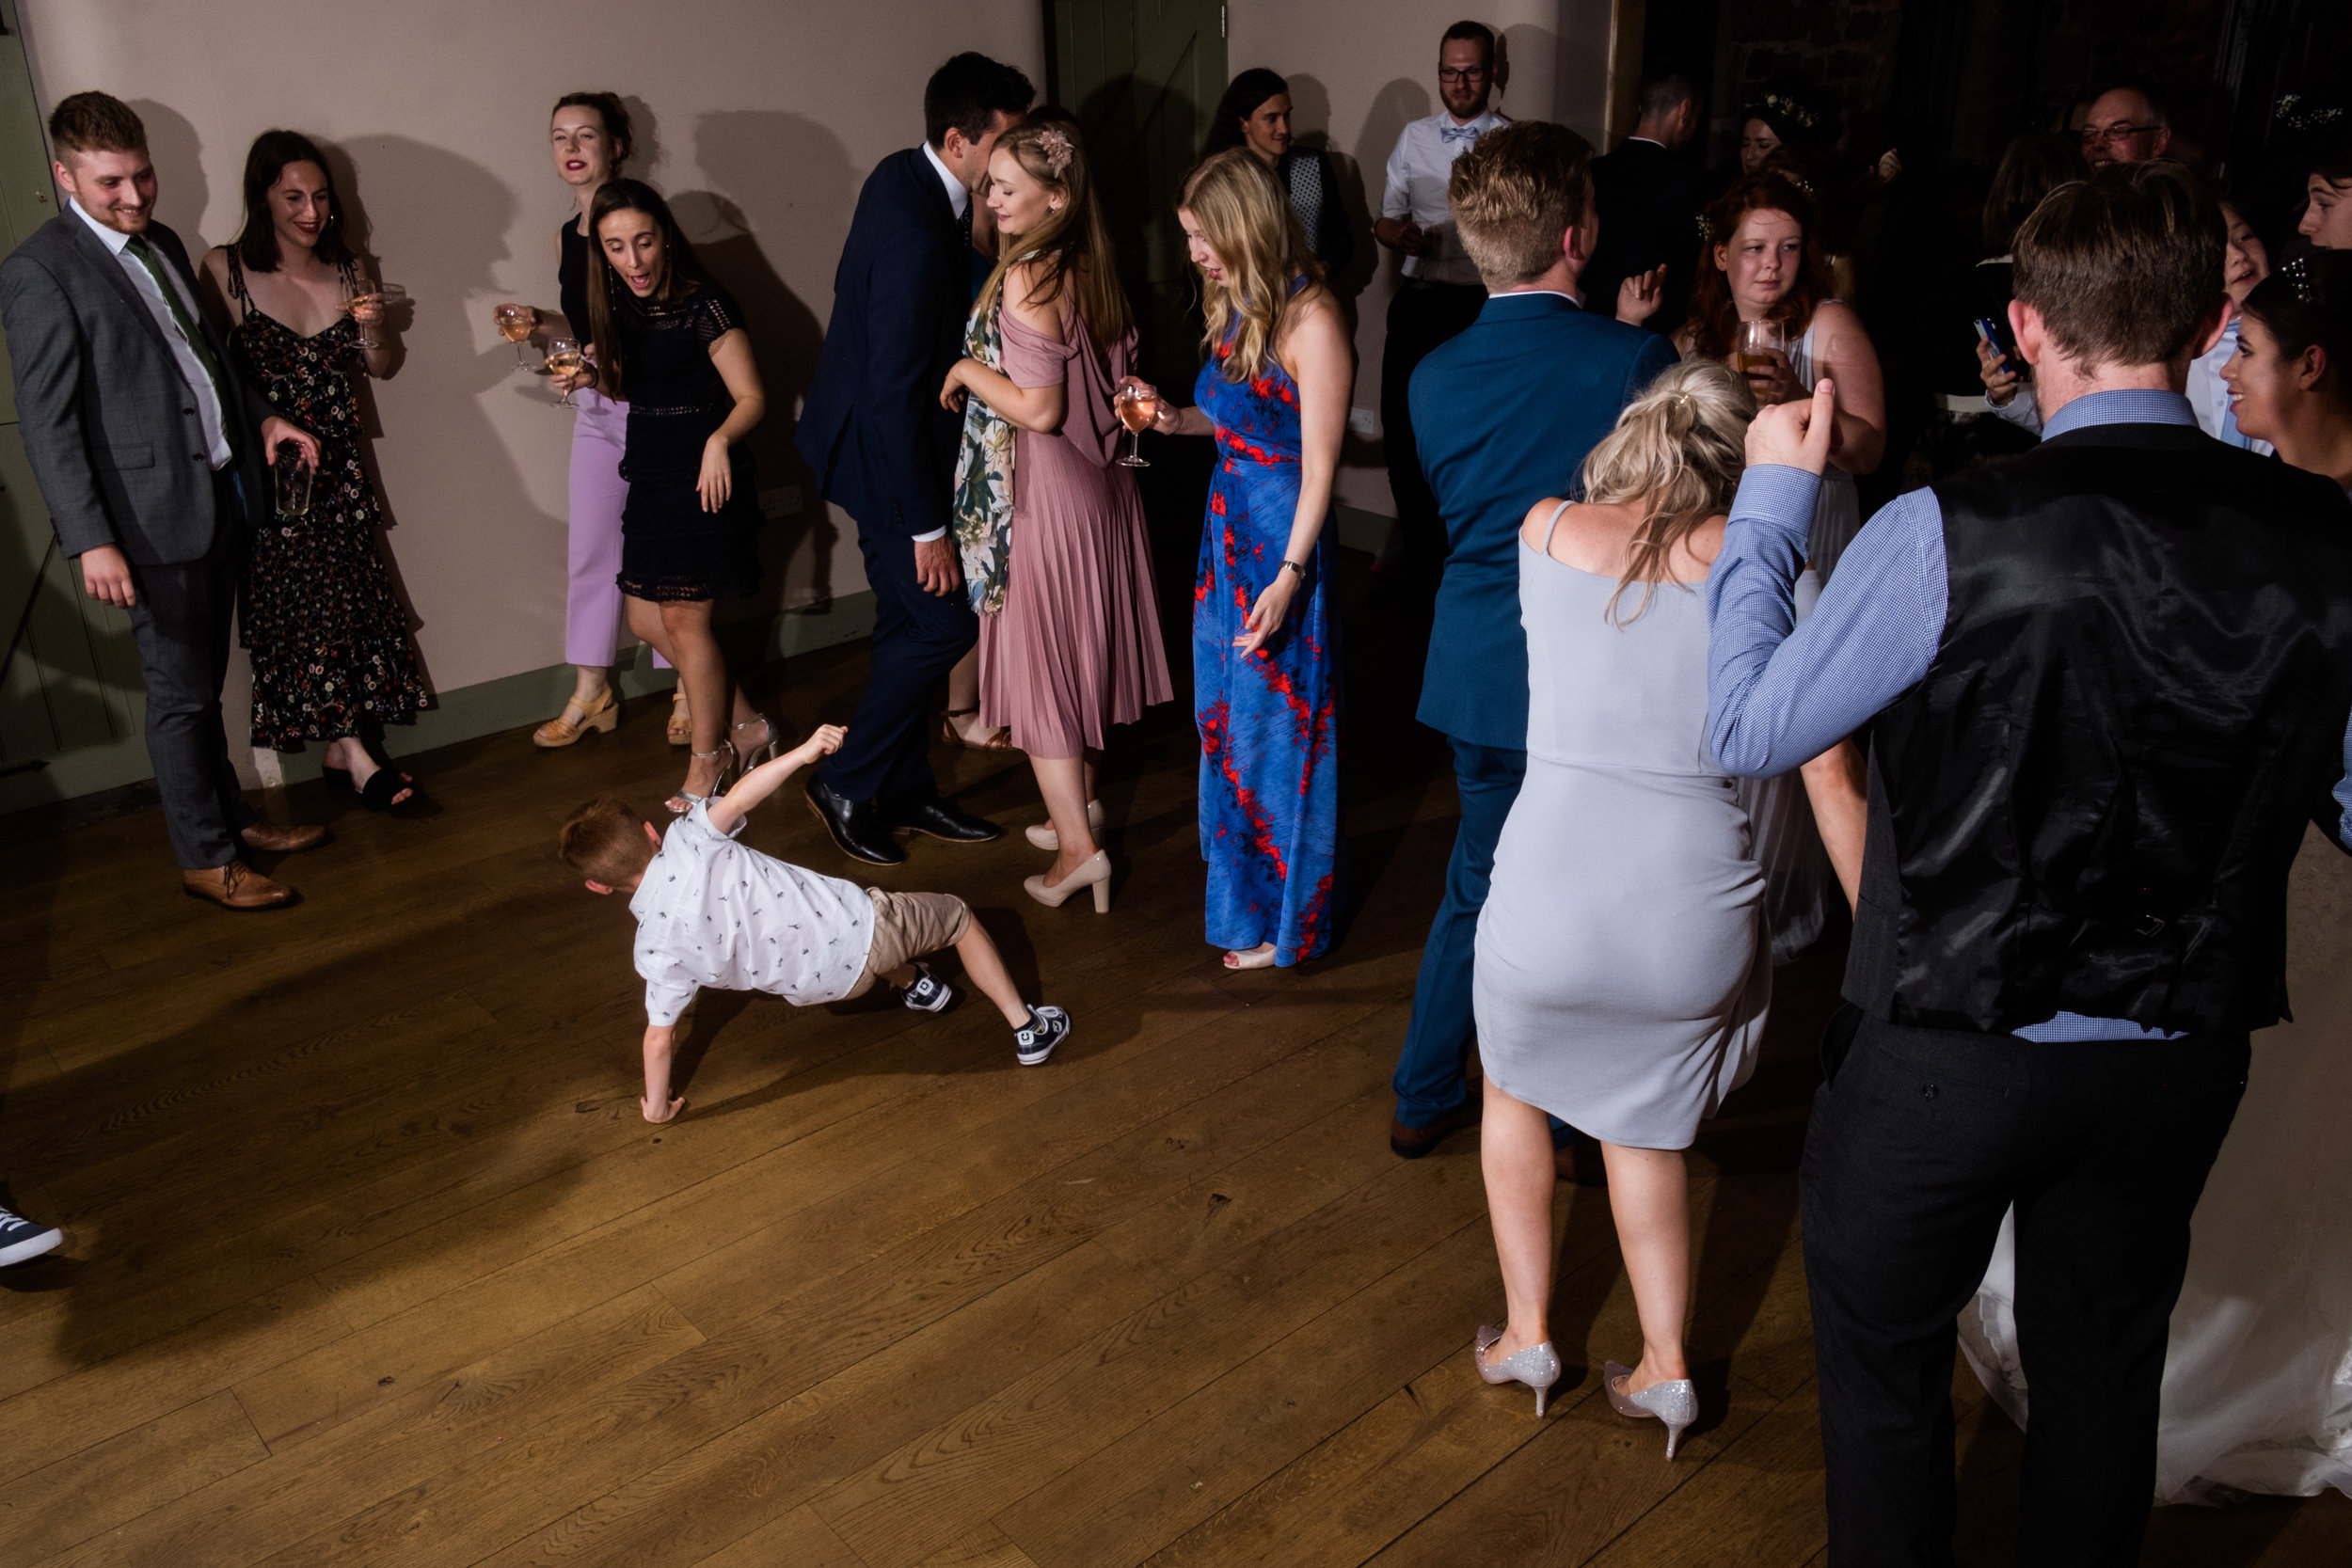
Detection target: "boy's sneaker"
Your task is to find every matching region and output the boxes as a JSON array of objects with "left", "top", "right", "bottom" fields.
[
  {"left": 0, "top": 1207, "right": 62, "bottom": 1267},
  {"left": 898, "top": 963, "right": 954, "bottom": 1013},
  {"left": 1014, "top": 1006, "right": 1071, "bottom": 1067}
]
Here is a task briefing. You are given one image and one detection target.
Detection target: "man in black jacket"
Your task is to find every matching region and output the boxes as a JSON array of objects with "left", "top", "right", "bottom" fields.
[
  {"left": 1708, "top": 162, "right": 2352, "bottom": 1566},
  {"left": 796, "top": 54, "right": 1029, "bottom": 864},
  {"left": 1581, "top": 73, "right": 1708, "bottom": 334}
]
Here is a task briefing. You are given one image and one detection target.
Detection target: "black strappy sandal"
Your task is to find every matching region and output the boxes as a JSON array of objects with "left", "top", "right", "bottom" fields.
[{"left": 323, "top": 761, "right": 417, "bottom": 813}]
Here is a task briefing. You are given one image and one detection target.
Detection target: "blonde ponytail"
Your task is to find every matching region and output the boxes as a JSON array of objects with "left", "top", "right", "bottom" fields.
[{"left": 1582, "top": 358, "right": 1756, "bottom": 625}]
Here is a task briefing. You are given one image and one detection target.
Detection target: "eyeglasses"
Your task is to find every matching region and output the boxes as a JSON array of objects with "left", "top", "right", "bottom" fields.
[
  {"left": 1438, "top": 67, "right": 1489, "bottom": 84},
  {"left": 2080, "top": 122, "right": 2158, "bottom": 146}
]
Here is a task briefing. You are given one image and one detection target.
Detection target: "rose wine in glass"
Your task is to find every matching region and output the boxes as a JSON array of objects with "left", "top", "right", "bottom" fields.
[
  {"left": 494, "top": 304, "right": 535, "bottom": 368},
  {"left": 1115, "top": 386, "right": 1159, "bottom": 467},
  {"left": 342, "top": 275, "right": 398, "bottom": 352},
  {"left": 545, "top": 338, "right": 585, "bottom": 406}
]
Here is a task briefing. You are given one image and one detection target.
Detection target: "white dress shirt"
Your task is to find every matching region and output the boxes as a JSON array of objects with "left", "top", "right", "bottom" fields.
[
  {"left": 71, "top": 198, "right": 232, "bottom": 467},
  {"left": 628, "top": 801, "right": 877, "bottom": 1025},
  {"left": 1380, "top": 107, "right": 1510, "bottom": 286},
  {"left": 2186, "top": 316, "right": 2272, "bottom": 455},
  {"left": 911, "top": 141, "right": 972, "bottom": 544}
]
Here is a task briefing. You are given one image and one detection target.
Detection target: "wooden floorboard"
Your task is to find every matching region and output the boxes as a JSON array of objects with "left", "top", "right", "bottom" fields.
[{"left": 4, "top": 566, "right": 2344, "bottom": 1566}]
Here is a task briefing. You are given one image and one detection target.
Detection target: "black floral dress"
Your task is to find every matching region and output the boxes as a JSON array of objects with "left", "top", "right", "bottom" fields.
[{"left": 225, "top": 252, "right": 431, "bottom": 751}]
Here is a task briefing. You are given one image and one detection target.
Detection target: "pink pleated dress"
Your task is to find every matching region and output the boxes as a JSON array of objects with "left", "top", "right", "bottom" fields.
[{"left": 977, "top": 307, "right": 1173, "bottom": 758}]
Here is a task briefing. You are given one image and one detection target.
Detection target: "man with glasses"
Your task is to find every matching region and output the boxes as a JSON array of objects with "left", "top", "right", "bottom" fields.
[
  {"left": 1374, "top": 20, "right": 1509, "bottom": 618},
  {"left": 2079, "top": 81, "right": 2171, "bottom": 169}
]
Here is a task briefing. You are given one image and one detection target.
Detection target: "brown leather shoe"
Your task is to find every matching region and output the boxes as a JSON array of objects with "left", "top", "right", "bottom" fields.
[
  {"left": 183, "top": 860, "right": 297, "bottom": 911},
  {"left": 1554, "top": 1130, "right": 1609, "bottom": 1188},
  {"left": 1390, "top": 1100, "right": 1483, "bottom": 1160},
  {"left": 240, "top": 820, "right": 327, "bottom": 854}
]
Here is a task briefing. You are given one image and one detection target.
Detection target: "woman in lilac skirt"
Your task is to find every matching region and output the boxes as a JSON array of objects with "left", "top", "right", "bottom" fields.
[{"left": 942, "top": 122, "right": 1171, "bottom": 914}]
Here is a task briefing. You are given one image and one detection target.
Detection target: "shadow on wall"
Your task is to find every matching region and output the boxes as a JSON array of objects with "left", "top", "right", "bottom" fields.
[
  {"left": 126, "top": 98, "right": 207, "bottom": 240},
  {"left": 1285, "top": 72, "right": 1375, "bottom": 308},
  {"left": 679, "top": 109, "right": 858, "bottom": 617}
]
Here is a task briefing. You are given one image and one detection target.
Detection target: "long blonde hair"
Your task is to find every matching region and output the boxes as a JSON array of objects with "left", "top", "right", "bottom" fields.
[
  {"left": 975, "top": 123, "right": 1132, "bottom": 344},
  {"left": 1581, "top": 358, "right": 1756, "bottom": 625},
  {"left": 1184, "top": 148, "right": 1318, "bottom": 382}
]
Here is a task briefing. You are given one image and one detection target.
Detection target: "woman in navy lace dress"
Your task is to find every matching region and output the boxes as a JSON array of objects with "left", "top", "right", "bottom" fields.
[{"left": 1134, "top": 150, "right": 1348, "bottom": 969}]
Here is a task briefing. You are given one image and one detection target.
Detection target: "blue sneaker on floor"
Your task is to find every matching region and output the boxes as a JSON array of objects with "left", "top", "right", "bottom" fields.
[
  {"left": 0, "top": 1206, "right": 61, "bottom": 1267},
  {"left": 1014, "top": 1006, "right": 1070, "bottom": 1067}
]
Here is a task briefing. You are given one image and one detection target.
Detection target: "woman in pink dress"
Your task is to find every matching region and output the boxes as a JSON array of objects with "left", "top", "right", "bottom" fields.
[{"left": 941, "top": 122, "right": 1171, "bottom": 913}]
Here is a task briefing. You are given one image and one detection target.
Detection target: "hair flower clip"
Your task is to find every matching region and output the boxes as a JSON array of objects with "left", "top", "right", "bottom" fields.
[
  {"left": 2282, "top": 254, "right": 2317, "bottom": 305},
  {"left": 1761, "top": 92, "right": 1818, "bottom": 129},
  {"left": 1036, "top": 125, "right": 1074, "bottom": 177}
]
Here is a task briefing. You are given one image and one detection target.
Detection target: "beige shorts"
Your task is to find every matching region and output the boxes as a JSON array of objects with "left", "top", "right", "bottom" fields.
[{"left": 842, "top": 887, "right": 972, "bottom": 999}]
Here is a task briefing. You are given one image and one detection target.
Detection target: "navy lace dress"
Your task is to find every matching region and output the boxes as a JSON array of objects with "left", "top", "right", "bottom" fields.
[{"left": 612, "top": 283, "right": 763, "bottom": 601}]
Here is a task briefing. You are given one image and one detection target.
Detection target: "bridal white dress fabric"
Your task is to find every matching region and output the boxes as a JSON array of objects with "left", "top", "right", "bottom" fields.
[{"left": 1959, "top": 825, "right": 2352, "bottom": 1501}]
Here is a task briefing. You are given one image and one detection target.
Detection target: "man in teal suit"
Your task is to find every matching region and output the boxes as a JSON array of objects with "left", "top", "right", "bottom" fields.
[{"left": 1388, "top": 120, "right": 1679, "bottom": 1167}]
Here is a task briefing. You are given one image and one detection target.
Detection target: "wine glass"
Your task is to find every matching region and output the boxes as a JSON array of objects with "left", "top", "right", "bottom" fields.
[
  {"left": 493, "top": 303, "right": 535, "bottom": 369},
  {"left": 1114, "top": 384, "right": 1160, "bottom": 467},
  {"left": 342, "top": 276, "right": 403, "bottom": 352},
  {"left": 545, "top": 337, "right": 585, "bottom": 406}
]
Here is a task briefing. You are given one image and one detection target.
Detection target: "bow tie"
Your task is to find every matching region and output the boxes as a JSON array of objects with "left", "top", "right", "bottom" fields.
[{"left": 1439, "top": 123, "right": 1482, "bottom": 145}]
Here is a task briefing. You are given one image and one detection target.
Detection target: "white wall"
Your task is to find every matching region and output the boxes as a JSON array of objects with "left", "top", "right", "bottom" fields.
[
  {"left": 19, "top": 0, "right": 1046, "bottom": 699},
  {"left": 1227, "top": 1, "right": 1613, "bottom": 515}
]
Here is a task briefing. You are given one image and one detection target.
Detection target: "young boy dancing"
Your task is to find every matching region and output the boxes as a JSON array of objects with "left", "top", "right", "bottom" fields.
[{"left": 561, "top": 724, "right": 1070, "bottom": 1122}]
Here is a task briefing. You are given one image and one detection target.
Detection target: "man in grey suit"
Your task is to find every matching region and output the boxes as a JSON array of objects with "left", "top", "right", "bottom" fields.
[{"left": 1, "top": 92, "right": 325, "bottom": 909}]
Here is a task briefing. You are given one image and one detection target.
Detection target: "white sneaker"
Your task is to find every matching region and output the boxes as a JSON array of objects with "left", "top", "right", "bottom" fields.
[{"left": 0, "top": 1206, "right": 62, "bottom": 1267}]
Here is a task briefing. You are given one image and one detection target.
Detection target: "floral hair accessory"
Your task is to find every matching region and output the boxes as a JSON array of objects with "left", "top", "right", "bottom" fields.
[
  {"left": 1759, "top": 92, "right": 1818, "bottom": 130},
  {"left": 1696, "top": 214, "right": 1713, "bottom": 241},
  {"left": 1036, "top": 125, "right": 1074, "bottom": 177},
  {"left": 2278, "top": 94, "right": 2344, "bottom": 133},
  {"left": 2282, "top": 254, "right": 2317, "bottom": 305}
]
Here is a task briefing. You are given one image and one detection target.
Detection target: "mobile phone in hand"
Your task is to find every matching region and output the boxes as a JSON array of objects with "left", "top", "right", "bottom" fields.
[{"left": 1975, "top": 316, "right": 2029, "bottom": 380}]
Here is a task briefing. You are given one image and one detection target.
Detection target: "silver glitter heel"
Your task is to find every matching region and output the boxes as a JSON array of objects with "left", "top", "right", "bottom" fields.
[
  {"left": 1473, "top": 1323, "right": 1563, "bottom": 1417},
  {"left": 1604, "top": 1359, "right": 1698, "bottom": 1459}
]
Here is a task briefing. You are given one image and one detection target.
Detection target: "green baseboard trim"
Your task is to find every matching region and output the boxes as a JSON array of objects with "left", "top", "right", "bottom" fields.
[
  {"left": 0, "top": 589, "right": 878, "bottom": 814},
  {"left": 1334, "top": 503, "right": 1397, "bottom": 560}
]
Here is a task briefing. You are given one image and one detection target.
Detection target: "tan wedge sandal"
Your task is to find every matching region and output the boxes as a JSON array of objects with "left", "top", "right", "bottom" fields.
[{"left": 533, "top": 687, "right": 618, "bottom": 748}]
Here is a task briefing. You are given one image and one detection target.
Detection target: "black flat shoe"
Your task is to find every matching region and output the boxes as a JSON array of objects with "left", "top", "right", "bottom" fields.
[
  {"left": 882, "top": 795, "right": 1002, "bottom": 844},
  {"left": 324, "top": 763, "right": 416, "bottom": 813},
  {"left": 804, "top": 777, "right": 906, "bottom": 865}
]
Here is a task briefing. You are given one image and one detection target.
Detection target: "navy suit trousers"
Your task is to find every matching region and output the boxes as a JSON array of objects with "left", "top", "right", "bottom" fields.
[
  {"left": 818, "top": 522, "right": 977, "bottom": 808},
  {"left": 1393, "top": 739, "right": 1529, "bottom": 1124}
]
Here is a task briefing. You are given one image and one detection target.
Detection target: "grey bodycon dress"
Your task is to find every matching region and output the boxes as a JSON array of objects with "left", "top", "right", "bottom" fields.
[{"left": 1472, "top": 507, "right": 1772, "bottom": 1149}]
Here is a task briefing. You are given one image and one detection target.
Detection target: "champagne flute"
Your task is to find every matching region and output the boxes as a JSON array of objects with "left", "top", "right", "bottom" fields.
[
  {"left": 342, "top": 275, "right": 402, "bottom": 352},
  {"left": 1114, "top": 384, "right": 1159, "bottom": 467},
  {"left": 493, "top": 303, "right": 535, "bottom": 369},
  {"left": 545, "top": 337, "right": 585, "bottom": 406}
]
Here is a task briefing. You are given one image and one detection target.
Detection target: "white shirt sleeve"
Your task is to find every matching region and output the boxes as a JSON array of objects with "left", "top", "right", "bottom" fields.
[
  {"left": 1381, "top": 130, "right": 1414, "bottom": 222},
  {"left": 643, "top": 974, "right": 698, "bottom": 1028}
]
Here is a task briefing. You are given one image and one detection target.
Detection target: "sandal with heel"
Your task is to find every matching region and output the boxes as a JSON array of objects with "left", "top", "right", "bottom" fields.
[
  {"left": 667, "top": 740, "right": 739, "bottom": 816},
  {"left": 938, "top": 706, "right": 1011, "bottom": 751},
  {"left": 533, "top": 688, "right": 617, "bottom": 748}
]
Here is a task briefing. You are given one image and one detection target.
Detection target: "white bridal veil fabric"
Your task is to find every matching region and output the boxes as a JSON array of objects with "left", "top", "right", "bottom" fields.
[{"left": 1959, "top": 826, "right": 2352, "bottom": 1502}]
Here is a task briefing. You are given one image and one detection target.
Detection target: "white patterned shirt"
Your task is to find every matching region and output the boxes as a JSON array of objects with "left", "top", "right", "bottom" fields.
[
  {"left": 628, "top": 802, "right": 875, "bottom": 1024},
  {"left": 1380, "top": 107, "right": 1510, "bottom": 285}
]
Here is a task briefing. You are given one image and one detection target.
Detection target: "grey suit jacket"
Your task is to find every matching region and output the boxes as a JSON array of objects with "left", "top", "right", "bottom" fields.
[{"left": 0, "top": 213, "right": 273, "bottom": 565}]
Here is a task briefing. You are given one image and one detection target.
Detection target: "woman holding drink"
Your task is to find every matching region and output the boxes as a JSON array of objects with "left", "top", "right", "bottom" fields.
[
  {"left": 1639, "top": 171, "right": 1883, "bottom": 579},
  {"left": 1126, "top": 149, "right": 1347, "bottom": 970},
  {"left": 200, "top": 130, "right": 429, "bottom": 810},
  {"left": 490, "top": 92, "right": 687, "bottom": 752},
  {"left": 938, "top": 122, "right": 1170, "bottom": 912}
]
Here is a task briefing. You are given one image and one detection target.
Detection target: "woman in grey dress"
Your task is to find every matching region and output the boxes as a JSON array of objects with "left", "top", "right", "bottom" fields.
[{"left": 1468, "top": 361, "right": 1771, "bottom": 1455}]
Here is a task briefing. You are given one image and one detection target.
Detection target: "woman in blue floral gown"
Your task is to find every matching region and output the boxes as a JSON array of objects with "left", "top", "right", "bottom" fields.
[{"left": 1132, "top": 150, "right": 1350, "bottom": 968}]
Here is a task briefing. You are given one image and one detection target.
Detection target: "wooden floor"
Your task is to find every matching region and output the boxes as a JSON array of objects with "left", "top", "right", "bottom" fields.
[{"left": 3, "top": 570, "right": 2347, "bottom": 1567}]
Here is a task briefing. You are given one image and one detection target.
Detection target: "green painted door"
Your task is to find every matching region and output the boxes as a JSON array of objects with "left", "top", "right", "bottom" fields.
[
  {"left": 0, "top": 0, "right": 149, "bottom": 814},
  {"left": 1046, "top": 0, "right": 1227, "bottom": 395}
]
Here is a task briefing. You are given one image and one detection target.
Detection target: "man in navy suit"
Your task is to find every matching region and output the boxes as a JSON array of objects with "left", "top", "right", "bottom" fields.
[
  {"left": 1388, "top": 120, "right": 1679, "bottom": 1169},
  {"left": 797, "top": 53, "right": 1031, "bottom": 864}
]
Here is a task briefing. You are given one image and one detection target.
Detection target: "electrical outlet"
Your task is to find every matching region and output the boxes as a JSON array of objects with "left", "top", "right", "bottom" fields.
[
  {"left": 759, "top": 484, "right": 803, "bottom": 518},
  {"left": 1347, "top": 406, "right": 1379, "bottom": 437}
]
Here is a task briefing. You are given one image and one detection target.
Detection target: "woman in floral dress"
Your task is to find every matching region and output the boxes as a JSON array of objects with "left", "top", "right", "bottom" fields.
[
  {"left": 201, "top": 130, "right": 428, "bottom": 809},
  {"left": 1133, "top": 150, "right": 1348, "bottom": 969}
]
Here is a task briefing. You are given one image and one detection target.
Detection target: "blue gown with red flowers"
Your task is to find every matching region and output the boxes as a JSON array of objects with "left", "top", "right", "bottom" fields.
[{"left": 1193, "top": 314, "right": 1343, "bottom": 965}]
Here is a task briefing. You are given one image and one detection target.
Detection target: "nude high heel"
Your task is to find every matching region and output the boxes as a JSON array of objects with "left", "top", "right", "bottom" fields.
[
  {"left": 1023, "top": 850, "right": 1112, "bottom": 913},
  {"left": 1604, "top": 1359, "right": 1699, "bottom": 1459},
  {"left": 1474, "top": 1324, "right": 1563, "bottom": 1418},
  {"left": 1025, "top": 800, "right": 1105, "bottom": 851}
]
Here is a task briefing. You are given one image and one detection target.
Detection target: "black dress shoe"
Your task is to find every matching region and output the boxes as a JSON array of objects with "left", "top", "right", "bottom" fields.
[
  {"left": 804, "top": 778, "right": 906, "bottom": 865},
  {"left": 882, "top": 795, "right": 1003, "bottom": 844},
  {"left": 1390, "top": 1101, "right": 1482, "bottom": 1159}
]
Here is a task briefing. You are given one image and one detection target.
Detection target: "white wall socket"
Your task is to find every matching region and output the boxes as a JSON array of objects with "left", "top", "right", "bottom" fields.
[{"left": 1347, "top": 406, "right": 1379, "bottom": 437}]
